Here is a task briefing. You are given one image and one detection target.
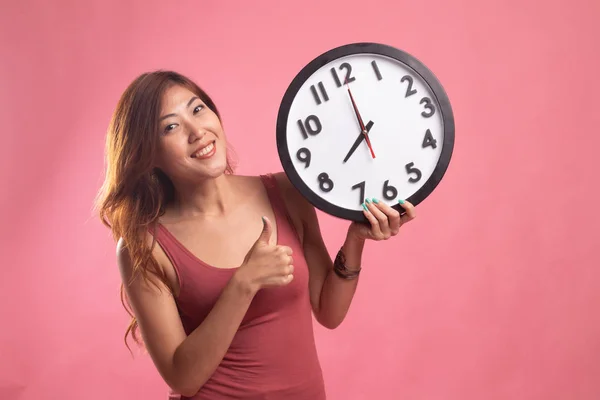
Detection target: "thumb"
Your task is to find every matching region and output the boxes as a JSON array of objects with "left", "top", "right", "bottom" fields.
[{"left": 256, "top": 216, "right": 272, "bottom": 244}]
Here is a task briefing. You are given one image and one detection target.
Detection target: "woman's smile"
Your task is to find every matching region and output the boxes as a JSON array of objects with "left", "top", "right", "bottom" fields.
[{"left": 191, "top": 140, "right": 216, "bottom": 159}]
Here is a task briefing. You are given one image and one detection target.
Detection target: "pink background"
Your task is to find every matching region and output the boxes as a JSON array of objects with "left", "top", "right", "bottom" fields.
[{"left": 2, "top": 0, "right": 599, "bottom": 399}]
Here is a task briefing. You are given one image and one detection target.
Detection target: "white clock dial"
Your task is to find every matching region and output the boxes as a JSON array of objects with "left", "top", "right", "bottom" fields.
[{"left": 277, "top": 43, "right": 454, "bottom": 221}]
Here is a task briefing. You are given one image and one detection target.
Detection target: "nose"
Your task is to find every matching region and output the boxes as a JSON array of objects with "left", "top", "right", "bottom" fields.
[{"left": 187, "top": 121, "right": 206, "bottom": 144}]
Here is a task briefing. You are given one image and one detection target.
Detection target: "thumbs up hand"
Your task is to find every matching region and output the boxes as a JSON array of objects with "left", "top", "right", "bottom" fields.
[{"left": 234, "top": 216, "right": 294, "bottom": 295}]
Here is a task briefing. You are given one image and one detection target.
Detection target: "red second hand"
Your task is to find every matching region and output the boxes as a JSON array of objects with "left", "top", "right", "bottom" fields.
[
  {"left": 345, "top": 78, "right": 376, "bottom": 158},
  {"left": 363, "top": 132, "right": 376, "bottom": 158}
]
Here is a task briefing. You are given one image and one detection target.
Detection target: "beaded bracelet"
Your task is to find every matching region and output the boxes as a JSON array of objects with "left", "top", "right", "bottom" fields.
[{"left": 333, "top": 248, "right": 361, "bottom": 280}]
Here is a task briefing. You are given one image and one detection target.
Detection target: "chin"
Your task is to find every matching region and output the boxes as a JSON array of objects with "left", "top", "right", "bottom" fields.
[
  {"left": 203, "top": 165, "right": 228, "bottom": 179},
  {"left": 199, "top": 156, "right": 229, "bottom": 179}
]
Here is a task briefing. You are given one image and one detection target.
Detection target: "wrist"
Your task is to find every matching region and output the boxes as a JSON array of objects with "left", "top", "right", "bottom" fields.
[
  {"left": 332, "top": 233, "right": 365, "bottom": 279},
  {"left": 231, "top": 269, "right": 258, "bottom": 299},
  {"left": 342, "top": 233, "right": 365, "bottom": 265},
  {"left": 346, "top": 227, "right": 370, "bottom": 251},
  {"left": 345, "top": 232, "right": 365, "bottom": 247}
]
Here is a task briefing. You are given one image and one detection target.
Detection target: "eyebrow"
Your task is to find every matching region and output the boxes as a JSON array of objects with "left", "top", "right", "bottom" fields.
[{"left": 159, "top": 96, "right": 199, "bottom": 121}]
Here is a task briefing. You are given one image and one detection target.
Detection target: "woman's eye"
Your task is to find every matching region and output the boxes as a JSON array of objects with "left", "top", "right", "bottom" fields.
[
  {"left": 193, "top": 105, "right": 204, "bottom": 114},
  {"left": 164, "top": 124, "right": 177, "bottom": 133}
]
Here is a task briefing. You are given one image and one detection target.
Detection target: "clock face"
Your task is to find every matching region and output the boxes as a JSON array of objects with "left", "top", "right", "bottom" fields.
[{"left": 276, "top": 43, "right": 455, "bottom": 222}]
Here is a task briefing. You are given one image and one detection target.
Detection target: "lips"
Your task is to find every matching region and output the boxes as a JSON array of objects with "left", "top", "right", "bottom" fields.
[{"left": 191, "top": 141, "right": 216, "bottom": 159}]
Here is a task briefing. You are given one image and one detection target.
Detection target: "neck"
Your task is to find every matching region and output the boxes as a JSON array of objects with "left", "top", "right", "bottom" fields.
[{"left": 168, "top": 174, "right": 237, "bottom": 220}]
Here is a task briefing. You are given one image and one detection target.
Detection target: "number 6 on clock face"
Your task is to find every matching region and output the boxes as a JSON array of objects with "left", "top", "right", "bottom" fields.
[{"left": 276, "top": 42, "right": 455, "bottom": 222}]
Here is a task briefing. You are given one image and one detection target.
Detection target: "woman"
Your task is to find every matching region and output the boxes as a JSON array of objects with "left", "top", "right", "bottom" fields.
[{"left": 95, "top": 70, "right": 416, "bottom": 399}]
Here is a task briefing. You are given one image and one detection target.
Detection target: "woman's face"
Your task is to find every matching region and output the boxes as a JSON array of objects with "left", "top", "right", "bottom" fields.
[{"left": 155, "top": 84, "right": 228, "bottom": 183}]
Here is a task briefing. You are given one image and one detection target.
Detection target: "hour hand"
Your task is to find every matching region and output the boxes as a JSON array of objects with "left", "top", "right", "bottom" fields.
[{"left": 343, "top": 121, "right": 374, "bottom": 163}]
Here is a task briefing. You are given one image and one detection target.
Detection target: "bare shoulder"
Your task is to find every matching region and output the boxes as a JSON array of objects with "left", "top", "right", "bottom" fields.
[
  {"left": 116, "top": 236, "right": 135, "bottom": 281},
  {"left": 272, "top": 172, "right": 303, "bottom": 202},
  {"left": 271, "top": 172, "right": 319, "bottom": 242},
  {"left": 116, "top": 231, "right": 172, "bottom": 292},
  {"left": 225, "top": 172, "right": 320, "bottom": 244},
  {"left": 115, "top": 231, "right": 155, "bottom": 271},
  {"left": 229, "top": 172, "right": 305, "bottom": 207}
]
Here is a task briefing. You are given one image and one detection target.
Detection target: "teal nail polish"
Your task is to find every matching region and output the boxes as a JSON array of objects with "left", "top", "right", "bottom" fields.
[
  {"left": 398, "top": 199, "right": 405, "bottom": 204},
  {"left": 372, "top": 198, "right": 379, "bottom": 204},
  {"left": 362, "top": 203, "right": 368, "bottom": 211},
  {"left": 365, "top": 198, "right": 371, "bottom": 204}
]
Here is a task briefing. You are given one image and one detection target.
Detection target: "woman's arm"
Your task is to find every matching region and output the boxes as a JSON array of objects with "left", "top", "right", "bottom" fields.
[
  {"left": 117, "top": 238, "right": 255, "bottom": 397},
  {"left": 273, "top": 172, "right": 416, "bottom": 329},
  {"left": 300, "top": 203, "right": 365, "bottom": 329}
]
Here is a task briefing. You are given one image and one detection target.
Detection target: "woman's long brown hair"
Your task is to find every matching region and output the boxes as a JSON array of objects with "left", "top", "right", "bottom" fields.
[{"left": 94, "top": 70, "right": 234, "bottom": 351}]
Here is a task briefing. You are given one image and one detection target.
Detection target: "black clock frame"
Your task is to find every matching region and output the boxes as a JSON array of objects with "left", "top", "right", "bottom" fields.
[{"left": 276, "top": 42, "right": 455, "bottom": 222}]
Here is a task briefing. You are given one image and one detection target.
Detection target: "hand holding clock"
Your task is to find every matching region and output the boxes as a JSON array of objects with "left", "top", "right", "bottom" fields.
[{"left": 347, "top": 198, "right": 416, "bottom": 242}]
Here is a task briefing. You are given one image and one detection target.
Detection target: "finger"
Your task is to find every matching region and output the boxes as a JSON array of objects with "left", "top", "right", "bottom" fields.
[
  {"left": 365, "top": 199, "right": 390, "bottom": 238},
  {"left": 277, "top": 245, "right": 293, "bottom": 256},
  {"left": 362, "top": 202, "right": 383, "bottom": 239},
  {"left": 282, "top": 263, "right": 294, "bottom": 275},
  {"left": 372, "top": 199, "right": 401, "bottom": 235},
  {"left": 257, "top": 216, "right": 273, "bottom": 243},
  {"left": 278, "top": 251, "right": 293, "bottom": 266},
  {"left": 272, "top": 273, "right": 294, "bottom": 287},
  {"left": 398, "top": 200, "right": 416, "bottom": 224}
]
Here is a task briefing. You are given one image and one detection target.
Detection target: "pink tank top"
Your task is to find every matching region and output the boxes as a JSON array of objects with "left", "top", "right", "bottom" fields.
[{"left": 152, "top": 174, "right": 327, "bottom": 400}]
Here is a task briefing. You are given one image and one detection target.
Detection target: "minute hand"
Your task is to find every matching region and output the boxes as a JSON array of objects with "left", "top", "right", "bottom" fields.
[
  {"left": 346, "top": 83, "right": 376, "bottom": 159},
  {"left": 343, "top": 120, "right": 374, "bottom": 163}
]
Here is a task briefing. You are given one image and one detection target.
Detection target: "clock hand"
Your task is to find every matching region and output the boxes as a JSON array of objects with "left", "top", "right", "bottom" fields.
[
  {"left": 362, "top": 128, "right": 375, "bottom": 158},
  {"left": 346, "top": 79, "right": 376, "bottom": 159},
  {"left": 343, "top": 120, "right": 374, "bottom": 163}
]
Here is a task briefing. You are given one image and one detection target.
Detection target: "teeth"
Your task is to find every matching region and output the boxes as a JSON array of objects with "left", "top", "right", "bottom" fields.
[{"left": 193, "top": 142, "right": 214, "bottom": 158}]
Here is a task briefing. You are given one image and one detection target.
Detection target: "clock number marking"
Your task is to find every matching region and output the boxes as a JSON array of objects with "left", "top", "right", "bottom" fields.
[
  {"left": 351, "top": 181, "right": 366, "bottom": 205},
  {"left": 405, "top": 162, "right": 422, "bottom": 183},
  {"left": 420, "top": 97, "right": 436, "bottom": 118},
  {"left": 371, "top": 60, "right": 382, "bottom": 81},
  {"left": 310, "top": 82, "right": 329, "bottom": 105},
  {"left": 296, "top": 147, "right": 311, "bottom": 168},
  {"left": 318, "top": 173, "right": 334, "bottom": 192},
  {"left": 330, "top": 67, "right": 342, "bottom": 87},
  {"left": 382, "top": 180, "right": 398, "bottom": 200},
  {"left": 400, "top": 75, "right": 417, "bottom": 97},
  {"left": 422, "top": 129, "right": 437, "bottom": 149},
  {"left": 331, "top": 62, "right": 356, "bottom": 88},
  {"left": 340, "top": 63, "right": 355, "bottom": 85},
  {"left": 297, "top": 115, "right": 322, "bottom": 139}
]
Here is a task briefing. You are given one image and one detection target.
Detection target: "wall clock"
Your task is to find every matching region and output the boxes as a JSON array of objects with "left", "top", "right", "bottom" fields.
[{"left": 276, "top": 42, "right": 454, "bottom": 222}]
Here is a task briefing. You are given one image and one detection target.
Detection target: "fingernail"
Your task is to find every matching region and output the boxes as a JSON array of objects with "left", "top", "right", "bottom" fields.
[
  {"left": 372, "top": 198, "right": 379, "bottom": 204},
  {"left": 398, "top": 199, "right": 405, "bottom": 204},
  {"left": 362, "top": 203, "right": 368, "bottom": 211},
  {"left": 365, "top": 198, "right": 371, "bottom": 204}
]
